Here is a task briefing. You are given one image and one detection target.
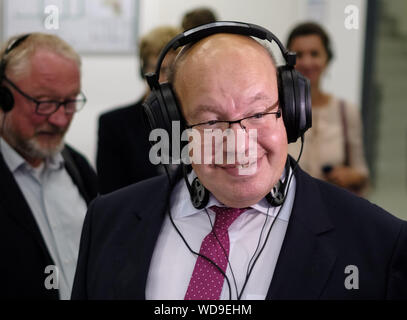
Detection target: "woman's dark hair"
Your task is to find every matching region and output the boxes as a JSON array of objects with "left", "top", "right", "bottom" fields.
[{"left": 286, "top": 22, "right": 333, "bottom": 63}]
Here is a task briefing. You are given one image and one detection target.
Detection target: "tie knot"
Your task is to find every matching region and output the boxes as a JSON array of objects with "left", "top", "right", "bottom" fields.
[{"left": 209, "top": 206, "right": 248, "bottom": 231}]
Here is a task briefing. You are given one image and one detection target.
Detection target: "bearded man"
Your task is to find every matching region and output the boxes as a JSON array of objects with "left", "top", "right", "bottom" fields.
[{"left": 0, "top": 33, "right": 98, "bottom": 299}]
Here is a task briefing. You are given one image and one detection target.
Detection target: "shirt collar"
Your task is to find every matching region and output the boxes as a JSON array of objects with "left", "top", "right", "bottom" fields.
[
  {"left": 1, "top": 137, "right": 26, "bottom": 172},
  {"left": 170, "top": 166, "right": 295, "bottom": 222},
  {"left": 46, "top": 152, "right": 64, "bottom": 170},
  {"left": 0, "top": 137, "right": 64, "bottom": 173}
]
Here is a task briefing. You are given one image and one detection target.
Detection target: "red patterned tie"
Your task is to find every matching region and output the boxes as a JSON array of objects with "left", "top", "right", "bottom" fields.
[{"left": 184, "top": 206, "right": 248, "bottom": 300}]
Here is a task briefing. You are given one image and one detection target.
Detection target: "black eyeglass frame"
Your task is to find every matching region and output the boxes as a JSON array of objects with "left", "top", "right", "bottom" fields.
[
  {"left": 3, "top": 76, "right": 87, "bottom": 115},
  {"left": 186, "top": 100, "right": 281, "bottom": 131}
]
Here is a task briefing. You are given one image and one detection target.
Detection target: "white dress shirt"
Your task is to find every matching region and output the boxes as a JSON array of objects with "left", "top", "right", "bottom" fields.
[
  {"left": 146, "top": 167, "right": 296, "bottom": 300},
  {"left": 1, "top": 138, "right": 87, "bottom": 300}
]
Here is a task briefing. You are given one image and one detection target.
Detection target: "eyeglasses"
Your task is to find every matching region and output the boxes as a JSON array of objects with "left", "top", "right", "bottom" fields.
[
  {"left": 187, "top": 100, "right": 281, "bottom": 132},
  {"left": 3, "top": 76, "right": 86, "bottom": 115}
]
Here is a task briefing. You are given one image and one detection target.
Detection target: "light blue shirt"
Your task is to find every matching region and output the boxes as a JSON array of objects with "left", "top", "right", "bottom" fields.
[{"left": 0, "top": 138, "right": 87, "bottom": 300}]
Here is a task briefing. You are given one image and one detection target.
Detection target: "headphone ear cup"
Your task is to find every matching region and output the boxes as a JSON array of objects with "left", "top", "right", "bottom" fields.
[
  {"left": 142, "top": 82, "right": 185, "bottom": 162},
  {"left": 143, "top": 84, "right": 182, "bottom": 132},
  {"left": 0, "top": 86, "right": 14, "bottom": 112},
  {"left": 142, "top": 90, "right": 160, "bottom": 133},
  {"left": 292, "top": 69, "right": 312, "bottom": 138},
  {"left": 191, "top": 177, "right": 209, "bottom": 209},
  {"left": 277, "top": 66, "right": 312, "bottom": 143},
  {"left": 278, "top": 66, "right": 297, "bottom": 143},
  {"left": 160, "top": 83, "right": 183, "bottom": 128}
]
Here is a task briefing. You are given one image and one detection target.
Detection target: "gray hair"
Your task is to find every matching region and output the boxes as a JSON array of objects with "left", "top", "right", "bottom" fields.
[{"left": 0, "top": 32, "right": 81, "bottom": 80}]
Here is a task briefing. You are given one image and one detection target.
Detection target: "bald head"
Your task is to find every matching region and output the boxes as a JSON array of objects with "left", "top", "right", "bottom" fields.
[
  {"left": 170, "top": 34, "right": 278, "bottom": 122},
  {"left": 170, "top": 34, "right": 276, "bottom": 90}
]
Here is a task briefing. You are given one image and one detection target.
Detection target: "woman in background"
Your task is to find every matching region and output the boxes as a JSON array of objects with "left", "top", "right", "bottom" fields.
[{"left": 287, "top": 22, "right": 369, "bottom": 195}]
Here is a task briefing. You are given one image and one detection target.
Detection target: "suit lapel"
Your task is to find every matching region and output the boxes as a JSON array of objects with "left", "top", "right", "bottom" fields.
[
  {"left": 0, "top": 153, "right": 53, "bottom": 263},
  {"left": 267, "top": 166, "right": 336, "bottom": 299},
  {"left": 114, "top": 168, "right": 181, "bottom": 299}
]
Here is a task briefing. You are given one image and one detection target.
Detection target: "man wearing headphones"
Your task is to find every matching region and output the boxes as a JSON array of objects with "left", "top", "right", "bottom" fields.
[
  {"left": 72, "top": 22, "right": 407, "bottom": 300},
  {"left": 0, "top": 33, "right": 98, "bottom": 299}
]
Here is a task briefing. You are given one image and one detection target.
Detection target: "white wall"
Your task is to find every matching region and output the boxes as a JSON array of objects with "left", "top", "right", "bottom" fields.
[{"left": 65, "top": 0, "right": 366, "bottom": 167}]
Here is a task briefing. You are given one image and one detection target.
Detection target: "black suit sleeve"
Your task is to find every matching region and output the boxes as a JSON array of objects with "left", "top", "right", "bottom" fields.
[
  {"left": 71, "top": 198, "right": 96, "bottom": 300},
  {"left": 387, "top": 221, "right": 407, "bottom": 299},
  {"left": 64, "top": 145, "right": 98, "bottom": 204}
]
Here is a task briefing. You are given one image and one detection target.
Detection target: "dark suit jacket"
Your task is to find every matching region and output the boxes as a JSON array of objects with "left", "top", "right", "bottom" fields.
[
  {"left": 72, "top": 164, "right": 407, "bottom": 300},
  {"left": 0, "top": 144, "right": 98, "bottom": 299},
  {"left": 97, "top": 99, "right": 163, "bottom": 194}
]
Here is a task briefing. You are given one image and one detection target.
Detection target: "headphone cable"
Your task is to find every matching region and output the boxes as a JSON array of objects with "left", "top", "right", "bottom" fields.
[
  {"left": 244, "top": 202, "right": 271, "bottom": 281},
  {"left": 163, "top": 163, "right": 234, "bottom": 300},
  {"left": 244, "top": 159, "right": 291, "bottom": 281},
  {"left": 0, "top": 113, "right": 7, "bottom": 156},
  {"left": 237, "top": 135, "right": 304, "bottom": 300}
]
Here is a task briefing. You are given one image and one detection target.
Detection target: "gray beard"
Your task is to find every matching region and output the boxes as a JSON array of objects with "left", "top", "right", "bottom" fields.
[
  {"left": 18, "top": 136, "right": 65, "bottom": 160},
  {"left": 3, "top": 122, "right": 65, "bottom": 162}
]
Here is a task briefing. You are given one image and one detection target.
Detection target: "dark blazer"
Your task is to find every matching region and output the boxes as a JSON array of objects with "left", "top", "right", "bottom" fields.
[
  {"left": 72, "top": 164, "right": 407, "bottom": 300},
  {"left": 0, "top": 144, "right": 98, "bottom": 299},
  {"left": 97, "top": 99, "right": 163, "bottom": 194}
]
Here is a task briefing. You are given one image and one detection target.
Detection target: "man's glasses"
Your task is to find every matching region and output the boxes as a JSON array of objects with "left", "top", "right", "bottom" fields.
[
  {"left": 187, "top": 100, "right": 281, "bottom": 132},
  {"left": 3, "top": 76, "right": 86, "bottom": 115}
]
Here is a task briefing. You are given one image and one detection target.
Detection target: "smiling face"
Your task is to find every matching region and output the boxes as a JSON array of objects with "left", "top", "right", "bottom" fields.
[
  {"left": 2, "top": 49, "right": 80, "bottom": 167},
  {"left": 173, "top": 34, "right": 288, "bottom": 208},
  {"left": 288, "top": 34, "right": 329, "bottom": 87}
]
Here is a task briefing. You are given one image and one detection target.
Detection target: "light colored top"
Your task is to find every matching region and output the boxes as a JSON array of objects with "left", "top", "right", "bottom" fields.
[
  {"left": 288, "top": 96, "right": 369, "bottom": 180},
  {"left": 146, "top": 167, "right": 296, "bottom": 300},
  {"left": 0, "top": 138, "right": 87, "bottom": 300}
]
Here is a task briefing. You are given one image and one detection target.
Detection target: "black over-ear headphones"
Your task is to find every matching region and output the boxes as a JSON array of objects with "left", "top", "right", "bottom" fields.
[
  {"left": 0, "top": 34, "right": 31, "bottom": 113},
  {"left": 142, "top": 21, "right": 312, "bottom": 145}
]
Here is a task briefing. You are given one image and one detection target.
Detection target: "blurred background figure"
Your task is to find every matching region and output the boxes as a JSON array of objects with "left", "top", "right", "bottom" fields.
[
  {"left": 96, "top": 25, "right": 181, "bottom": 194},
  {"left": 181, "top": 7, "right": 218, "bottom": 31},
  {"left": 286, "top": 22, "right": 369, "bottom": 195}
]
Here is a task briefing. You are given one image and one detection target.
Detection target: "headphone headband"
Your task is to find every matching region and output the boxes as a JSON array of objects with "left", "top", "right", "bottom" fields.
[
  {"left": 4, "top": 34, "right": 31, "bottom": 56},
  {"left": 147, "top": 21, "right": 296, "bottom": 87},
  {"left": 1, "top": 34, "right": 31, "bottom": 79}
]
